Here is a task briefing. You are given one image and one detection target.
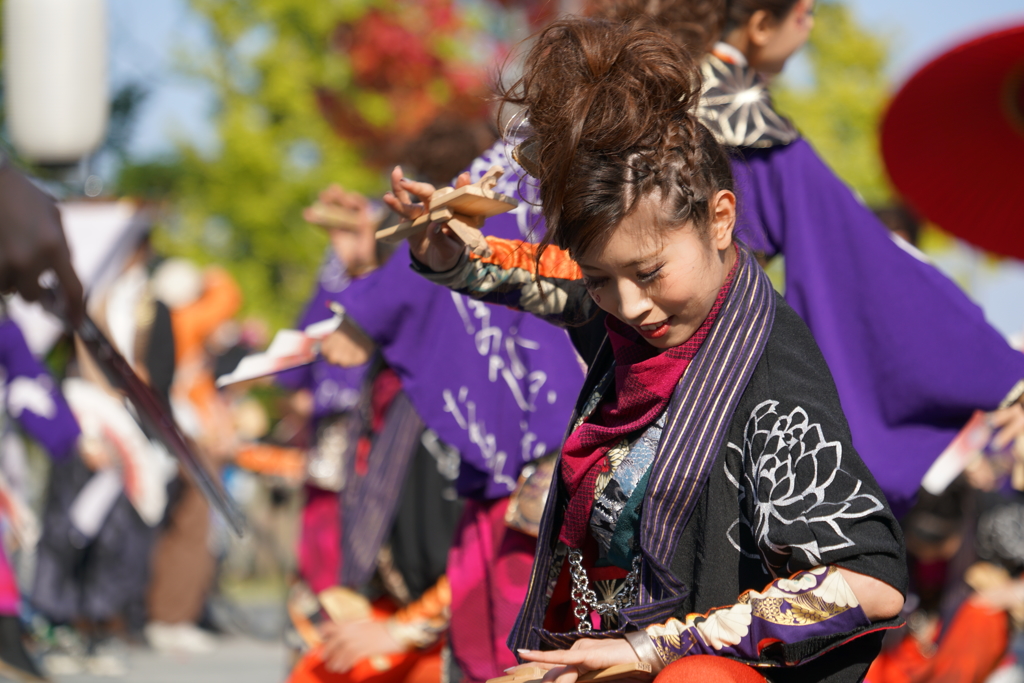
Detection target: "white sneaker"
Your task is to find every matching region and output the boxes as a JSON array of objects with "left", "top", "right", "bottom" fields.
[
  {"left": 42, "top": 652, "right": 83, "bottom": 676},
  {"left": 86, "top": 653, "right": 128, "bottom": 677},
  {"left": 144, "top": 622, "right": 216, "bottom": 654},
  {"left": 86, "top": 639, "right": 129, "bottom": 677}
]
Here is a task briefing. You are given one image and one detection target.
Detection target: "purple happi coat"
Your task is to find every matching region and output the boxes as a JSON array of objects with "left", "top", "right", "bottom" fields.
[
  {"left": 1, "top": 317, "right": 81, "bottom": 615},
  {"left": 334, "top": 142, "right": 584, "bottom": 500},
  {"left": 277, "top": 250, "right": 369, "bottom": 418},
  {"left": 733, "top": 140, "right": 1024, "bottom": 515},
  {"left": 277, "top": 250, "right": 372, "bottom": 592},
  {"left": 695, "top": 49, "right": 1024, "bottom": 514},
  {"left": 0, "top": 317, "right": 80, "bottom": 459}
]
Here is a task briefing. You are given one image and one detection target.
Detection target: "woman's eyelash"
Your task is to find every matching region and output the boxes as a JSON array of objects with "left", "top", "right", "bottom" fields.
[{"left": 636, "top": 265, "right": 664, "bottom": 282}]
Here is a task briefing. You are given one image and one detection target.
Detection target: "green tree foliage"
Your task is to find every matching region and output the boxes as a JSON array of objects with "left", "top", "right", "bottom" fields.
[
  {"left": 122, "top": 0, "right": 499, "bottom": 331},
  {"left": 131, "top": 1, "right": 381, "bottom": 330},
  {"left": 773, "top": 1, "right": 892, "bottom": 205}
]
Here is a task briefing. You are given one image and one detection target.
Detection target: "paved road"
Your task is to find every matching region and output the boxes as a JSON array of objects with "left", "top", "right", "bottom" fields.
[{"left": 50, "top": 637, "right": 291, "bottom": 683}]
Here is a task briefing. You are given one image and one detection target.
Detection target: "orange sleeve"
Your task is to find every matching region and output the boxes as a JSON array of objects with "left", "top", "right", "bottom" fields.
[
  {"left": 392, "top": 575, "right": 450, "bottom": 625},
  {"left": 478, "top": 237, "right": 582, "bottom": 281},
  {"left": 418, "top": 235, "right": 591, "bottom": 324},
  {"left": 172, "top": 268, "right": 243, "bottom": 362}
]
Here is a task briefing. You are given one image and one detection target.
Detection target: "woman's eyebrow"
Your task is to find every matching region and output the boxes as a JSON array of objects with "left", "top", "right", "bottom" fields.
[
  {"left": 622, "top": 251, "right": 661, "bottom": 269},
  {"left": 577, "top": 249, "right": 660, "bottom": 272}
]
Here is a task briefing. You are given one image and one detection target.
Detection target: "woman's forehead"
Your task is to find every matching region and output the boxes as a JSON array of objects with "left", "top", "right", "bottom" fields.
[{"left": 576, "top": 211, "right": 696, "bottom": 271}]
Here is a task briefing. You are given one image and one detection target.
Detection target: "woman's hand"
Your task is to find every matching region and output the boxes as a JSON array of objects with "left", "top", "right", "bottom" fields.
[
  {"left": 78, "top": 435, "right": 113, "bottom": 471},
  {"left": 304, "top": 183, "right": 371, "bottom": 227},
  {"left": 976, "top": 578, "right": 1024, "bottom": 613},
  {"left": 516, "top": 638, "right": 640, "bottom": 683},
  {"left": 984, "top": 403, "right": 1024, "bottom": 491},
  {"left": 319, "top": 619, "right": 404, "bottom": 674},
  {"left": 320, "top": 328, "right": 374, "bottom": 368},
  {"left": 989, "top": 403, "right": 1024, "bottom": 453},
  {"left": 305, "top": 184, "right": 379, "bottom": 276},
  {"left": 288, "top": 389, "right": 315, "bottom": 420},
  {"left": 382, "top": 165, "right": 470, "bottom": 273}
]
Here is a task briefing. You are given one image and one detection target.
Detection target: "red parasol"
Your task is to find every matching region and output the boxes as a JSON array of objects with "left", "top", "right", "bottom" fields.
[{"left": 881, "top": 23, "right": 1024, "bottom": 260}]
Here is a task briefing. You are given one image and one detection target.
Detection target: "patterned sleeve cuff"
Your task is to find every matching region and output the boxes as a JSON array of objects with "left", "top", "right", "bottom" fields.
[
  {"left": 624, "top": 630, "right": 666, "bottom": 673},
  {"left": 385, "top": 616, "right": 446, "bottom": 650},
  {"left": 385, "top": 576, "right": 451, "bottom": 650},
  {"left": 644, "top": 566, "right": 871, "bottom": 667}
]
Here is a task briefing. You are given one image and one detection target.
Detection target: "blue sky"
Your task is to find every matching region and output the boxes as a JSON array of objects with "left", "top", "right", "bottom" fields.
[
  {"left": 852, "top": 0, "right": 1024, "bottom": 78},
  {"left": 105, "top": 0, "right": 1024, "bottom": 338}
]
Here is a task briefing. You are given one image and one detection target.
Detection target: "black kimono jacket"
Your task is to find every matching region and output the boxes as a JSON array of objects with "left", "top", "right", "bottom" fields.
[{"left": 423, "top": 241, "right": 908, "bottom": 682}]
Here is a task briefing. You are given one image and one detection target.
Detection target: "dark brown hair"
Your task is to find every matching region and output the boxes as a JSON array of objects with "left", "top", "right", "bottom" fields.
[
  {"left": 722, "top": 0, "right": 801, "bottom": 33},
  {"left": 586, "top": 0, "right": 801, "bottom": 50},
  {"left": 499, "top": 18, "right": 734, "bottom": 259},
  {"left": 585, "top": 0, "right": 725, "bottom": 57}
]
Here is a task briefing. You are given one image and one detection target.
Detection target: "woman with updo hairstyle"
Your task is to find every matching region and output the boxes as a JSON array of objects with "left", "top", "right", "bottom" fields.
[
  {"left": 386, "top": 17, "right": 907, "bottom": 683},
  {"left": 586, "top": 0, "right": 1024, "bottom": 523}
]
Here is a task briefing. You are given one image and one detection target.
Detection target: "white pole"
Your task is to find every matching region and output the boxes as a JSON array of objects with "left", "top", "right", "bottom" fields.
[{"left": 4, "top": 0, "right": 109, "bottom": 165}]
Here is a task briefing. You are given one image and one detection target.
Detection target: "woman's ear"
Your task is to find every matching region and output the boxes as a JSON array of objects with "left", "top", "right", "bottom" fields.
[
  {"left": 709, "top": 190, "right": 737, "bottom": 251},
  {"left": 747, "top": 10, "right": 780, "bottom": 48}
]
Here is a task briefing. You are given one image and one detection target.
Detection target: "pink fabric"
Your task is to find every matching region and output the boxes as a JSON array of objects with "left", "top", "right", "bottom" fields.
[
  {"left": 0, "top": 545, "right": 19, "bottom": 616},
  {"left": 448, "top": 498, "right": 536, "bottom": 683},
  {"left": 299, "top": 486, "right": 342, "bottom": 593}
]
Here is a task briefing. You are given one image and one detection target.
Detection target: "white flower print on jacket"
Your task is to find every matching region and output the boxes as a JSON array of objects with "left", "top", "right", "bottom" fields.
[{"left": 725, "top": 400, "right": 884, "bottom": 577}]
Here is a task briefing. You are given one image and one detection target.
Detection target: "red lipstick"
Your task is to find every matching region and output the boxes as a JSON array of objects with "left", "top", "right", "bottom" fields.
[{"left": 635, "top": 320, "right": 670, "bottom": 339}]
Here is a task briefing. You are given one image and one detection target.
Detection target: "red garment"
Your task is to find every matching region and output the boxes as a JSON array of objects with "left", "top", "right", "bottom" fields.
[
  {"left": 558, "top": 263, "right": 737, "bottom": 547},
  {"left": 288, "top": 600, "right": 442, "bottom": 683},
  {"left": 369, "top": 369, "right": 402, "bottom": 433},
  {"left": 655, "top": 655, "right": 764, "bottom": 683},
  {"left": 865, "top": 598, "right": 1008, "bottom": 683},
  {"left": 299, "top": 486, "right": 342, "bottom": 594},
  {"left": 355, "top": 368, "right": 403, "bottom": 476},
  {"left": 544, "top": 535, "right": 627, "bottom": 633}
]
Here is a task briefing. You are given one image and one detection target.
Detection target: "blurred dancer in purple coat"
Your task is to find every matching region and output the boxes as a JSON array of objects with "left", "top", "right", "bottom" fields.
[
  {"left": 304, "top": 118, "right": 585, "bottom": 683},
  {"left": 0, "top": 149, "right": 88, "bottom": 682},
  {"left": 277, "top": 192, "right": 376, "bottom": 595},
  {"left": 0, "top": 314, "right": 81, "bottom": 682}
]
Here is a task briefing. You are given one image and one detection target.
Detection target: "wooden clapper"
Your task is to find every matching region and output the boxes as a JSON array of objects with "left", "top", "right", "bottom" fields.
[
  {"left": 306, "top": 202, "right": 363, "bottom": 231},
  {"left": 306, "top": 202, "right": 388, "bottom": 233},
  {"left": 375, "top": 165, "right": 517, "bottom": 257},
  {"left": 486, "top": 663, "right": 655, "bottom": 683}
]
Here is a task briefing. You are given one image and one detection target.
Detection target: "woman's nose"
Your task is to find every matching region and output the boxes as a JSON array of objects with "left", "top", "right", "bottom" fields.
[{"left": 616, "top": 280, "right": 652, "bottom": 324}]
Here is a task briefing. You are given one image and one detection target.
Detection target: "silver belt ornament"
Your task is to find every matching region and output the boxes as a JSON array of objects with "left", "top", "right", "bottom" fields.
[{"left": 568, "top": 548, "right": 641, "bottom": 633}]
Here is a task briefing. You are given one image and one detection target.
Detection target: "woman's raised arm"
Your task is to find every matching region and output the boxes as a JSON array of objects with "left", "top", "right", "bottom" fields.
[{"left": 383, "top": 165, "right": 595, "bottom": 328}]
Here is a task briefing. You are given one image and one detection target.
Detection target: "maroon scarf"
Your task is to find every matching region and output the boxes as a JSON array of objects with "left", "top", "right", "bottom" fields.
[{"left": 558, "top": 263, "right": 737, "bottom": 548}]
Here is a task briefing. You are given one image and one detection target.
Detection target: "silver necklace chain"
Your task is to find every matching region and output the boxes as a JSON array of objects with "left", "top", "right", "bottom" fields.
[{"left": 568, "top": 548, "right": 642, "bottom": 633}]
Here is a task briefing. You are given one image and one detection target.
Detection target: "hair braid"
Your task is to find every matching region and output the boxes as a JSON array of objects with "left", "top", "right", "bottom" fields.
[{"left": 499, "top": 18, "right": 733, "bottom": 260}]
